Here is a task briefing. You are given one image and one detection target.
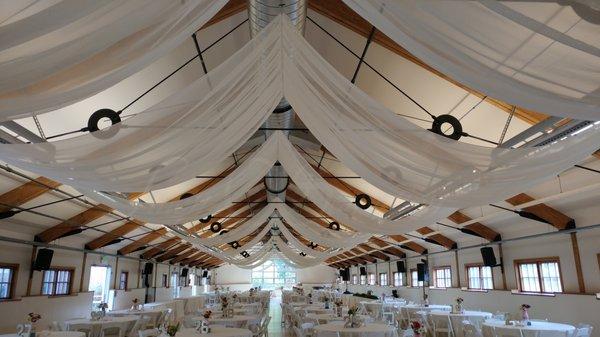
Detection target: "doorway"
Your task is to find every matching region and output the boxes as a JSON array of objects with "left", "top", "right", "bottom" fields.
[{"left": 89, "top": 265, "right": 111, "bottom": 309}]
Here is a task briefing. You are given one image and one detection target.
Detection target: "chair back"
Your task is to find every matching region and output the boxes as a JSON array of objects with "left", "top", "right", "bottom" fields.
[
  {"left": 431, "top": 314, "right": 453, "bottom": 337},
  {"left": 51, "top": 321, "right": 65, "bottom": 331},
  {"left": 68, "top": 324, "right": 98, "bottom": 337},
  {"left": 463, "top": 322, "right": 483, "bottom": 337},
  {"left": 293, "top": 326, "right": 306, "bottom": 337},
  {"left": 100, "top": 322, "right": 124, "bottom": 337},
  {"left": 573, "top": 324, "right": 593, "bottom": 337}
]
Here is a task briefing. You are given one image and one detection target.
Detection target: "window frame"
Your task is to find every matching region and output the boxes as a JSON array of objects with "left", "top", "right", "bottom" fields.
[
  {"left": 119, "top": 271, "right": 129, "bottom": 290},
  {"left": 360, "top": 274, "right": 367, "bottom": 285},
  {"left": 465, "top": 263, "right": 494, "bottom": 290},
  {"left": 393, "top": 271, "right": 403, "bottom": 287},
  {"left": 410, "top": 269, "right": 423, "bottom": 287},
  {"left": 433, "top": 266, "right": 452, "bottom": 288},
  {"left": 352, "top": 274, "right": 358, "bottom": 285},
  {"left": 162, "top": 274, "right": 168, "bottom": 287},
  {"left": 0, "top": 263, "right": 18, "bottom": 300},
  {"left": 379, "top": 272, "right": 388, "bottom": 286},
  {"left": 41, "top": 267, "right": 74, "bottom": 296},
  {"left": 367, "top": 273, "right": 376, "bottom": 285},
  {"left": 514, "top": 257, "right": 564, "bottom": 294}
]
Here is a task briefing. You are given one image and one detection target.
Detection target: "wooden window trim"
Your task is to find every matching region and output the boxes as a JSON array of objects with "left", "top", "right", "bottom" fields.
[
  {"left": 410, "top": 268, "right": 419, "bottom": 287},
  {"left": 393, "top": 271, "right": 403, "bottom": 287},
  {"left": 465, "top": 263, "right": 495, "bottom": 290},
  {"left": 41, "top": 266, "right": 75, "bottom": 296},
  {"left": 0, "top": 263, "right": 19, "bottom": 300},
  {"left": 514, "top": 257, "right": 563, "bottom": 294},
  {"left": 433, "top": 266, "right": 452, "bottom": 288},
  {"left": 379, "top": 272, "right": 388, "bottom": 286}
]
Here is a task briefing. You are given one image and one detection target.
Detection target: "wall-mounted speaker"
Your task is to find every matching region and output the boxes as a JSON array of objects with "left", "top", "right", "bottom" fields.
[
  {"left": 481, "top": 247, "right": 497, "bottom": 267},
  {"left": 396, "top": 261, "right": 406, "bottom": 273},
  {"left": 359, "top": 267, "right": 367, "bottom": 276},
  {"left": 202, "top": 270, "right": 209, "bottom": 278},
  {"left": 181, "top": 268, "right": 189, "bottom": 277},
  {"left": 33, "top": 248, "right": 53, "bottom": 270},
  {"left": 417, "top": 263, "right": 428, "bottom": 282},
  {"left": 143, "top": 262, "right": 154, "bottom": 275}
]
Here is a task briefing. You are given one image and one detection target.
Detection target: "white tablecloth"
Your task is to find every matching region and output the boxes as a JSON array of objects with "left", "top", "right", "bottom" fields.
[
  {"left": 107, "top": 308, "right": 163, "bottom": 325},
  {"left": 306, "top": 314, "right": 373, "bottom": 325},
  {"left": 314, "top": 322, "right": 397, "bottom": 337},
  {"left": 193, "top": 315, "right": 259, "bottom": 328},
  {"left": 175, "top": 296, "right": 206, "bottom": 314},
  {"left": 144, "top": 300, "right": 185, "bottom": 321},
  {"left": 1, "top": 332, "right": 85, "bottom": 337},
  {"left": 176, "top": 327, "right": 251, "bottom": 337},
  {"left": 429, "top": 310, "right": 493, "bottom": 337},
  {"left": 483, "top": 320, "right": 576, "bottom": 336},
  {"left": 65, "top": 316, "right": 137, "bottom": 337}
]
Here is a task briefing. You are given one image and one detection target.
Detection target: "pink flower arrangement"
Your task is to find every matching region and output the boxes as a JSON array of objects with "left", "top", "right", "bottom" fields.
[{"left": 27, "top": 313, "right": 41, "bottom": 323}]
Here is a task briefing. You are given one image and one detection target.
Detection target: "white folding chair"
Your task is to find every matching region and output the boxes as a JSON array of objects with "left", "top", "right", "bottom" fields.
[
  {"left": 431, "top": 315, "right": 454, "bottom": 337},
  {"left": 68, "top": 324, "right": 98, "bottom": 337},
  {"left": 463, "top": 322, "right": 483, "bottom": 337},
  {"left": 492, "top": 327, "right": 524, "bottom": 337},
  {"left": 99, "top": 322, "right": 124, "bottom": 337},
  {"left": 138, "top": 329, "right": 160, "bottom": 337},
  {"left": 572, "top": 324, "right": 593, "bottom": 337},
  {"left": 51, "top": 321, "right": 65, "bottom": 331}
]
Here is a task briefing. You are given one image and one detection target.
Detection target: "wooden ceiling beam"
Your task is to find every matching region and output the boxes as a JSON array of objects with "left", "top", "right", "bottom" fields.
[
  {"left": 156, "top": 244, "right": 193, "bottom": 262},
  {"left": 506, "top": 193, "right": 575, "bottom": 230},
  {"left": 0, "top": 177, "right": 61, "bottom": 212},
  {"left": 119, "top": 228, "right": 167, "bottom": 255},
  {"left": 383, "top": 247, "right": 406, "bottom": 258},
  {"left": 170, "top": 249, "right": 200, "bottom": 265},
  {"left": 369, "top": 251, "right": 390, "bottom": 261},
  {"left": 140, "top": 237, "right": 180, "bottom": 260},
  {"left": 447, "top": 211, "right": 502, "bottom": 242}
]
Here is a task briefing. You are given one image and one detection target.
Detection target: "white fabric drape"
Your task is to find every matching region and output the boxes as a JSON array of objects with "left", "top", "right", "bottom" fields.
[
  {"left": 275, "top": 203, "right": 372, "bottom": 249},
  {"left": 341, "top": 0, "right": 600, "bottom": 120},
  {"left": 0, "top": 0, "right": 229, "bottom": 119},
  {"left": 88, "top": 131, "right": 279, "bottom": 224},
  {"left": 281, "top": 17, "right": 600, "bottom": 208},
  {"left": 223, "top": 224, "right": 271, "bottom": 258},
  {"left": 228, "top": 243, "right": 274, "bottom": 269},
  {"left": 274, "top": 218, "right": 342, "bottom": 259},
  {"left": 273, "top": 236, "right": 327, "bottom": 268},
  {"left": 0, "top": 18, "right": 283, "bottom": 192}
]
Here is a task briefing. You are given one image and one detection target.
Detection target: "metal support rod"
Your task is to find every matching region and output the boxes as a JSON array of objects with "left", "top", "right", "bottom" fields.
[
  {"left": 351, "top": 26, "right": 376, "bottom": 84},
  {"left": 192, "top": 33, "right": 209, "bottom": 74}
]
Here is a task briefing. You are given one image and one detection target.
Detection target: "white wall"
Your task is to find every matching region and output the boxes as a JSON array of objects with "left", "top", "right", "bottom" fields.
[{"left": 213, "top": 263, "right": 337, "bottom": 289}]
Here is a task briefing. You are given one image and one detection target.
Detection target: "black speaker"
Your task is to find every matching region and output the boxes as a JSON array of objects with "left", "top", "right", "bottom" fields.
[
  {"left": 396, "top": 261, "right": 406, "bottom": 273},
  {"left": 359, "top": 267, "right": 367, "bottom": 276},
  {"left": 345, "top": 267, "right": 350, "bottom": 280},
  {"left": 481, "top": 247, "right": 497, "bottom": 267},
  {"left": 33, "top": 248, "right": 53, "bottom": 270},
  {"left": 417, "top": 263, "right": 427, "bottom": 282},
  {"left": 341, "top": 269, "right": 350, "bottom": 281},
  {"left": 202, "top": 270, "right": 208, "bottom": 278},
  {"left": 181, "top": 268, "right": 188, "bottom": 277},
  {"left": 143, "top": 262, "right": 154, "bottom": 275}
]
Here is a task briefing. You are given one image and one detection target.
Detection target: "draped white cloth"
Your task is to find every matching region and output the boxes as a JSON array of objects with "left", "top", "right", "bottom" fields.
[
  {"left": 0, "top": 0, "right": 229, "bottom": 119},
  {"left": 273, "top": 236, "right": 327, "bottom": 268},
  {"left": 341, "top": 0, "right": 600, "bottom": 120},
  {"left": 1, "top": 15, "right": 599, "bottom": 223},
  {"left": 275, "top": 203, "right": 372, "bottom": 248},
  {"left": 274, "top": 218, "right": 341, "bottom": 259},
  {"left": 0, "top": 17, "right": 283, "bottom": 192},
  {"left": 223, "top": 224, "right": 272, "bottom": 258}
]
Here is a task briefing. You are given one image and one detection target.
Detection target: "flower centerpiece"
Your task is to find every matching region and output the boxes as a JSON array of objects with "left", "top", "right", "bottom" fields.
[
  {"left": 344, "top": 305, "right": 362, "bottom": 328},
  {"left": 334, "top": 299, "right": 344, "bottom": 317},
  {"left": 98, "top": 302, "right": 108, "bottom": 318},
  {"left": 220, "top": 297, "right": 233, "bottom": 318},
  {"left": 520, "top": 304, "right": 531, "bottom": 322},
  {"left": 454, "top": 297, "right": 464, "bottom": 314},
  {"left": 323, "top": 296, "right": 330, "bottom": 309},
  {"left": 307, "top": 293, "right": 313, "bottom": 304},
  {"left": 27, "top": 313, "right": 42, "bottom": 336},
  {"left": 410, "top": 321, "right": 426, "bottom": 337},
  {"left": 166, "top": 323, "right": 180, "bottom": 337},
  {"left": 203, "top": 310, "right": 212, "bottom": 319},
  {"left": 131, "top": 298, "right": 140, "bottom": 311}
]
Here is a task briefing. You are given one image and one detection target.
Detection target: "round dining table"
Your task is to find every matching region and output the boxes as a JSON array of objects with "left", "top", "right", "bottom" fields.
[
  {"left": 1, "top": 332, "right": 85, "bottom": 337},
  {"left": 482, "top": 320, "right": 576, "bottom": 335},
  {"left": 429, "top": 310, "right": 493, "bottom": 337},
  {"left": 176, "top": 327, "right": 251, "bottom": 337},
  {"left": 306, "top": 313, "right": 373, "bottom": 324},
  {"left": 314, "top": 321, "right": 396, "bottom": 337}
]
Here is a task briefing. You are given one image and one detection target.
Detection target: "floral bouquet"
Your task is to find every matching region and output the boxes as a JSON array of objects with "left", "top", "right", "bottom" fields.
[
  {"left": 334, "top": 299, "right": 343, "bottom": 307},
  {"left": 410, "top": 321, "right": 426, "bottom": 336},
  {"left": 203, "top": 310, "right": 212, "bottom": 319},
  {"left": 98, "top": 302, "right": 108, "bottom": 317},
  {"left": 220, "top": 296, "right": 229, "bottom": 308},
  {"left": 166, "top": 323, "right": 180, "bottom": 337},
  {"left": 454, "top": 297, "right": 464, "bottom": 313},
  {"left": 520, "top": 304, "right": 531, "bottom": 321},
  {"left": 347, "top": 305, "right": 359, "bottom": 316},
  {"left": 344, "top": 306, "right": 362, "bottom": 328},
  {"left": 27, "top": 313, "right": 41, "bottom": 323},
  {"left": 131, "top": 298, "right": 140, "bottom": 311}
]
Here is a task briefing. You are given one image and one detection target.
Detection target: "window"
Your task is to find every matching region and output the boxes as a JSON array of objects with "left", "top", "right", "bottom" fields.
[
  {"left": 0, "top": 264, "right": 18, "bottom": 299},
  {"left": 515, "top": 258, "right": 562, "bottom": 293},
  {"left": 360, "top": 274, "right": 367, "bottom": 285},
  {"left": 162, "top": 274, "right": 168, "bottom": 287},
  {"left": 42, "top": 268, "right": 73, "bottom": 295},
  {"left": 466, "top": 264, "right": 493, "bottom": 290},
  {"left": 352, "top": 274, "right": 358, "bottom": 285},
  {"left": 433, "top": 267, "right": 452, "bottom": 288},
  {"left": 368, "top": 273, "right": 376, "bottom": 285},
  {"left": 393, "top": 272, "right": 403, "bottom": 287},
  {"left": 411, "top": 269, "right": 423, "bottom": 287},
  {"left": 89, "top": 265, "right": 111, "bottom": 308},
  {"left": 251, "top": 259, "right": 296, "bottom": 289},
  {"left": 119, "top": 271, "right": 128, "bottom": 290},
  {"left": 379, "top": 273, "right": 388, "bottom": 286}
]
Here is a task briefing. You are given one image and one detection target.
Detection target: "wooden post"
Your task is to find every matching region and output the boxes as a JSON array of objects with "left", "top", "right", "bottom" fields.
[
  {"left": 79, "top": 252, "right": 87, "bottom": 292},
  {"left": 454, "top": 250, "right": 461, "bottom": 288},
  {"left": 570, "top": 232, "right": 585, "bottom": 293},
  {"left": 498, "top": 243, "right": 507, "bottom": 290},
  {"left": 113, "top": 256, "right": 119, "bottom": 289},
  {"left": 26, "top": 246, "right": 37, "bottom": 296}
]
